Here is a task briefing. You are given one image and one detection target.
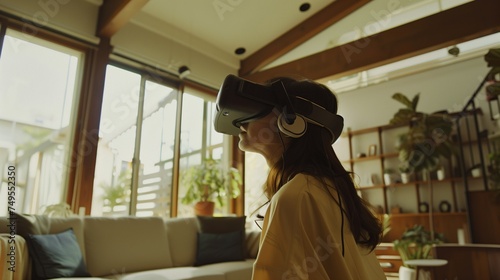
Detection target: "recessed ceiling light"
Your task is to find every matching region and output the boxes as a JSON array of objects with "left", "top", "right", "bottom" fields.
[
  {"left": 448, "top": 46, "right": 460, "bottom": 57},
  {"left": 235, "top": 47, "right": 246, "bottom": 55},
  {"left": 299, "top": 3, "right": 311, "bottom": 12}
]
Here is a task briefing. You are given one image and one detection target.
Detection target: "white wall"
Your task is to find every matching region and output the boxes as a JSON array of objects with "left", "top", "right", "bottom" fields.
[
  {"left": 111, "top": 22, "right": 237, "bottom": 89},
  {"left": 0, "top": 0, "right": 100, "bottom": 43},
  {"left": 336, "top": 55, "right": 493, "bottom": 131}
]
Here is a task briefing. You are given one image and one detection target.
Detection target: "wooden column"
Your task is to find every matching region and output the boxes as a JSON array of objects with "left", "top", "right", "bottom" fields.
[{"left": 68, "top": 38, "right": 112, "bottom": 214}]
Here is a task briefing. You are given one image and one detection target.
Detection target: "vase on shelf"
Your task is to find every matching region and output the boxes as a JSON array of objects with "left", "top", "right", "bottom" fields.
[
  {"left": 401, "top": 173, "right": 410, "bottom": 184},
  {"left": 437, "top": 167, "right": 445, "bottom": 181},
  {"left": 384, "top": 168, "right": 395, "bottom": 185}
]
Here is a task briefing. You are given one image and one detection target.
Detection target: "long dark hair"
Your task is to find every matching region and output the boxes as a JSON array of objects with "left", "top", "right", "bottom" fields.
[{"left": 263, "top": 77, "right": 382, "bottom": 251}]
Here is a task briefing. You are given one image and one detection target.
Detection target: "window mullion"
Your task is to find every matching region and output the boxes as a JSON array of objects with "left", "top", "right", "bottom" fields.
[{"left": 129, "top": 76, "right": 147, "bottom": 216}]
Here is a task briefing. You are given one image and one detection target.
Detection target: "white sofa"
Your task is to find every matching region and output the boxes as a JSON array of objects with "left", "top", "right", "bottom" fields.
[{"left": 0, "top": 214, "right": 260, "bottom": 280}]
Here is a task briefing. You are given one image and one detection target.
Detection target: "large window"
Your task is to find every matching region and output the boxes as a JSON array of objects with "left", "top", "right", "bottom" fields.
[
  {"left": 92, "top": 65, "right": 179, "bottom": 217},
  {"left": 0, "top": 29, "right": 82, "bottom": 215},
  {"left": 91, "top": 65, "right": 231, "bottom": 217},
  {"left": 0, "top": 18, "right": 238, "bottom": 218}
]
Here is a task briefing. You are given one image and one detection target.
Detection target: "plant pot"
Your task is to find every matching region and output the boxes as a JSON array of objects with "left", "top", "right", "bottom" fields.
[
  {"left": 437, "top": 168, "right": 445, "bottom": 181},
  {"left": 401, "top": 173, "right": 410, "bottom": 184},
  {"left": 384, "top": 173, "right": 392, "bottom": 185},
  {"left": 398, "top": 265, "right": 416, "bottom": 280},
  {"left": 471, "top": 167, "right": 482, "bottom": 178},
  {"left": 194, "top": 201, "right": 215, "bottom": 216}
]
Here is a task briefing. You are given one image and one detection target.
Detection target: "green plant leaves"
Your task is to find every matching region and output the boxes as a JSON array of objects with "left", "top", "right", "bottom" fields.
[
  {"left": 180, "top": 158, "right": 242, "bottom": 207},
  {"left": 393, "top": 224, "right": 444, "bottom": 267},
  {"left": 484, "top": 48, "right": 500, "bottom": 67},
  {"left": 392, "top": 92, "right": 418, "bottom": 110},
  {"left": 390, "top": 92, "right": 455, "bottom": 172}
]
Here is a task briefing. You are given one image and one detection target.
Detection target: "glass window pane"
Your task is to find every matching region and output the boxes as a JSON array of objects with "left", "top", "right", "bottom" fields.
[
  {"left": 91, "top": 65, "right": 141, "bottom": 216},
  {"left": 136, "top": 80, "right": 177, "bottom": 217},
  {"left": 207, "top": 101, "right": 223, "bottom": 157},
  {"left": 244, "top": 152, "right": 269, "bottom": 229},
  {"left": 0, "top": 29, "right": 81, "bottom": 215},
  {"left": 177, "top": 88, "right": 234, "bottom": 217},
  {"left": 177, "top": 93, "right": 205, "bottom": 217}
]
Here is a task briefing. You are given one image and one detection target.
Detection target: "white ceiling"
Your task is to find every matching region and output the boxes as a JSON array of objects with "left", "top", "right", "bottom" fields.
[
  {"left": 88, "top": 0, "right": 498, "bottom": 90},
  {"left": 130, "top": 0, "right": 476, "bottom": 72},
  {"left": 135, "top": 0, "right": 336, "bottom": 61}
]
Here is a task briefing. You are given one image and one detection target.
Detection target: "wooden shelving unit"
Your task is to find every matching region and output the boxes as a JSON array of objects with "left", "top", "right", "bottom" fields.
[{"left": 342, "top": 124, "right": 468, "bottom": 243}]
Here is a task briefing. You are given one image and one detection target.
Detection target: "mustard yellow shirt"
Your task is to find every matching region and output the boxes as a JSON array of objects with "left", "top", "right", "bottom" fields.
[{"left": 252, "top": 174, "right": 386, "bottom": 280}]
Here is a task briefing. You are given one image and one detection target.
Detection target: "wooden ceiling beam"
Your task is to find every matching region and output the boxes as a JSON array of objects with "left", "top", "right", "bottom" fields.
[
  {"left": 238, "top": 0, "right": 371, "bottom": 77},
  {"left": 243, "top": 0, "right": 500, "bottom": 83},
  {"left": 97, "top": 0, "right": 149, "bottom": 38}
]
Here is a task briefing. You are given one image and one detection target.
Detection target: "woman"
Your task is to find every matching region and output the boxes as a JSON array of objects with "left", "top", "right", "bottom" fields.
[{"left": 238, "top": 77, "right": 386, "bottom": 279}]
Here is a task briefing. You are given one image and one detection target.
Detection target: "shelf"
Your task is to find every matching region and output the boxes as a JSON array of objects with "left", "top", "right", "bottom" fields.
[
  {"left": 344, "top": 119, "right": 472, "bottom": 243},
  {"left": 343, "top": 152, "right": 399, "bottom": 164},
  {"left": 357, "top": 184, "right": 385, "bottom": 190},
  {"left": 389, "top": 212, "right": 466, "bottom": 218},
  {"left": 358, "top": 177, "right": 463, "bottom": 189},
  {"left": 346, "top": 123, "right": 407, "bottom": 136}
]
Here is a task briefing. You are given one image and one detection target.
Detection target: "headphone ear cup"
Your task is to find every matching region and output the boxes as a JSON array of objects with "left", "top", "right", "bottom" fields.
[{"left": 278, "top": 114, "right": 307, "bottom": 138}]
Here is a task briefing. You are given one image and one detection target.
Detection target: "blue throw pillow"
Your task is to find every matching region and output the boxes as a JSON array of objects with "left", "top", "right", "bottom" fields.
[
  {"left": 28, "top": 228, "right": 90, "bottom": 278},
  {"left": 195, "top": 230, "right": 244, "bottom": 266}
]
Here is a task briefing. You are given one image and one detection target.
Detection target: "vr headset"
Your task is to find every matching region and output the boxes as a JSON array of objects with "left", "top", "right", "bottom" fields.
[{"left": 214, "top": 74, "right": 344, "bottom": 144}]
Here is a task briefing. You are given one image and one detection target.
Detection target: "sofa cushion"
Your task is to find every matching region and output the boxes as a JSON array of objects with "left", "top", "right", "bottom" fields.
[
  {"left": 84, "top": 216, "right": 173, "bottom": 277},
  {"left": 13, "top": 213, "right": 87, "bottom": 261},
  {"left": 195, "top": 231, "right": 244, "bottom": 266},
  {"left": 27, "top": 228, "right": 90, "bottom": 279},
  {"left": 119, "top": 267, "right": 225, "bottom": 280},
  {"left": 195, "top": 216, "right": 246, "bottom": 265},
  {"left": 201, "top": 259, "right": 255, "bottom": 280},
  {"left": 196, "top": 216, "right": 246, "bottom": 234},
  {"left": 13, "top": 213, "right": 51, "bottom": 236},
  {"left": 1, "top": 233, "right": 30, "bottom": 280},
  {"left": 164, "top": 217, "right": 199, "bottom": 267}
]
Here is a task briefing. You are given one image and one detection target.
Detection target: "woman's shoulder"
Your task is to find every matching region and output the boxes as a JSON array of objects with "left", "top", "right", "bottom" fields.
[
  {"left": 276, "top": 173, "right": 328, "bottom": 197},
  {"left": 287, "top": 173, "right": 332, "bottom": 189}
]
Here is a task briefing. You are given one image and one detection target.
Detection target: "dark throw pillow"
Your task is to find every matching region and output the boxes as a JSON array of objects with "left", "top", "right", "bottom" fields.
[
  {"left": 196, "top": 215, "right": 246, "bottom": 234},
  {"left": 195, "top": 230, "right": 244, "bottom": 266},
  {"left": 194, "top": 216, "right": 246, "bottom": 266},
  {"left": 14, "top": 212, "right": 51, "bottom": 237},
  {"left": 27, "top": 228, "right": 90, "bottom": 279}
]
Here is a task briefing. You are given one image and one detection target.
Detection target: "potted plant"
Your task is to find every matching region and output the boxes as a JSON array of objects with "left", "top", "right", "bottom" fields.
[
  {"left": 100, "top": 169, "right": 132, "bottom": 214},
  {"left": 181, "top": 157, "right": 242, "bottom": 216},
  {"left": 41, "top": 203, "right": 75, "bottom": 217},
  {"left": 389, "top": 92, "right": 455, "bottom": 239},
  {"left": 393, "top": 225, "right": 445, "bottom": 280},
  {"left": 389, "top": 93, "right": 455, "bottom": 173}
]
